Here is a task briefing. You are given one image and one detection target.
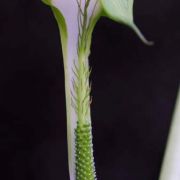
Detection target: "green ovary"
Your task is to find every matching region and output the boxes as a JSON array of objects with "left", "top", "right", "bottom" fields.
[{"left": 75, "top": 122, "right": 96, "bottom": 180}]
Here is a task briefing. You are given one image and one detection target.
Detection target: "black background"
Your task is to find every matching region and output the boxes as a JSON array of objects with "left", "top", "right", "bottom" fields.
[{"left": 0, "top": 0, "right": 180, "bottom": 179}]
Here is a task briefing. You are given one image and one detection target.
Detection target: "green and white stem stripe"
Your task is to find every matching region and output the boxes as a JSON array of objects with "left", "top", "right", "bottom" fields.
[
  {"left": 41, "top": 0, "right": 152, "bottom": 180},
  {"left": 159, "top": 86, "right": 180, "bottom": 180}
]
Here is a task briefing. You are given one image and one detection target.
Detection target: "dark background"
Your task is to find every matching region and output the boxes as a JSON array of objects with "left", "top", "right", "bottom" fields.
[{"left": 0, "top": 0, "right": 180, "bottom": 179}]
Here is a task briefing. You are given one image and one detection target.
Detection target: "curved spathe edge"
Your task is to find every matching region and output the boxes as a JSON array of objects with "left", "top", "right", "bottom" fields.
[
  {"left": 42, "top": 1, "right": 75, "bottom": 179},
  {"left": 100, "top": 0, "right": 153, "bottom": 45}
]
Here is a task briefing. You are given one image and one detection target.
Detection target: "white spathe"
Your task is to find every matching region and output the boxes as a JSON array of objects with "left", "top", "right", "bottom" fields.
[{"left": 159, "top": 87, "right": 180, "bottom": 180}]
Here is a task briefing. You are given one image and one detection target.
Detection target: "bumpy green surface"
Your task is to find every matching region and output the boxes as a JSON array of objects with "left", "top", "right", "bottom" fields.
[{"left": 75, "top": 122, "right": 96, "bottom": 180}]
